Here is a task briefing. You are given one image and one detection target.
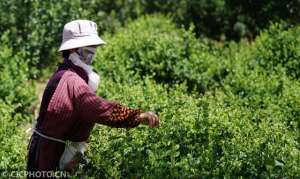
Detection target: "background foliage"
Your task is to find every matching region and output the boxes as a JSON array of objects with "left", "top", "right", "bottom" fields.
[
  {"left": 0, "top": 35, "right": 35, "bottom": 170},
  {"left": 0, "top": 1, "right": 299, "bottom": 178},
  {"left": 0, "top": 0, "right": 299, "bottom": 76},
  {"left": 94, "top": 15, "right": 227, "bottom": 93}
]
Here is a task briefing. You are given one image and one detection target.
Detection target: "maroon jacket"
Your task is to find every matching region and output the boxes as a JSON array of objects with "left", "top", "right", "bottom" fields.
[{"left": 27, "top": 59, "right": 143, "bottom": 173}]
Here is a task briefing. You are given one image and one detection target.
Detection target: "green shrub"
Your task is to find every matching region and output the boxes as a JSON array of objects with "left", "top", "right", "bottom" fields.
[
  {"left": 0, "top": 100, "right": 28, "bottom": 170},
  {"left": 82, "top": 21, "right": 300, "bottom": 177},
  {"left": 223, "top": 37, "right": 300, "bottom": 131},
  {"left": 0, "top": 35, "right": 36, "bottom": 120},
  {"left": 0, "top": 36, "right": 34, "bottom": 170},
  {"left": 74, "top": 77, "right": 300, "bottom": 178},
  {"left": 95, "top": 15, "right": 227, "bottom": 93},
  {"left": 252, "top": 23, "right": 300, "bottom": 78}
]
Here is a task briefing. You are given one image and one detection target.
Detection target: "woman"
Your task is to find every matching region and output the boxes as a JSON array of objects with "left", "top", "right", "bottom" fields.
[{"left": 27, "top": 20, "right": 160, "bottom": 176}]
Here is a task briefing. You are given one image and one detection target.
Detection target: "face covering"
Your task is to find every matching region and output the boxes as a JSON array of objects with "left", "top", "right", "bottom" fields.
[
  {"left": 69, "top": 51, "right": 100, "bottom": 93},
  {"left": 76, "top": 47, "right": 97, "bottom": 65}
]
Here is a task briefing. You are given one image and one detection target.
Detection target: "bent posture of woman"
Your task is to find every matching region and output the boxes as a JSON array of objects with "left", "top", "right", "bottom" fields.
[{"left": 26, "top": 20, "right": 160, "bottom": 176}]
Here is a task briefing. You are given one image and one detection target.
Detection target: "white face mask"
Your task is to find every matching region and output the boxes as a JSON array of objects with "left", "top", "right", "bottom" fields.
[
  {"left": 69, "top": 51, "right": 101, "bottom": 92},
  {"left": 76, "top": 47, "right": 97, "bottom": 64}
]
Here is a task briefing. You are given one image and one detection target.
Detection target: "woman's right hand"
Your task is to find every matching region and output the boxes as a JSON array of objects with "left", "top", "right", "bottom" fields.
[{"left": 138, "top": 112, "right": 160, "bottom": 128}]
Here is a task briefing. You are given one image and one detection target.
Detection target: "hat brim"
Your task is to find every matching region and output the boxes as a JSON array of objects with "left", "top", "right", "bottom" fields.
[{"left": 58, "top": 35, "right": 106, "bottom": 51}]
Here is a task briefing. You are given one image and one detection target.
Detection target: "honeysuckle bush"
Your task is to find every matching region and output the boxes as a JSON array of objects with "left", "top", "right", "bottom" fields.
[
  {"left": 82, "top": 16, "right": 299, "bottom": 178},
  {"left": 252, "top": 23, "right": 300, "bottom": 78},
  {"left": 222, "top": 29, "right": 300, "bottom": 132},
  {"left": 0, "top": 34, "right": 36, "bottom": 120},
  {"left": 0, "top": 100, "right": 28, "bottom": 170},
  {"left": 75, "top": 77, "right": 299, "bottom": 178},
  {"left": 0, "top": 35, "right": 35, "bottom": 170},
  {"left": 94, "top": 15, "right": 228, "bottom": 93}
]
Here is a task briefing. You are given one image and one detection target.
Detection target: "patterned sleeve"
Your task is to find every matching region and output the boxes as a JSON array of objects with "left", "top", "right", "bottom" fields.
[{"left": 107, "top": 103, "right": 144, "bottom": 128}]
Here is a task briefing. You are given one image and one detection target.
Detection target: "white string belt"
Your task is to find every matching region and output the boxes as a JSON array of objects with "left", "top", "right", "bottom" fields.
[{"left": 26, "top": 122, "right": 66, "bottom": 144}]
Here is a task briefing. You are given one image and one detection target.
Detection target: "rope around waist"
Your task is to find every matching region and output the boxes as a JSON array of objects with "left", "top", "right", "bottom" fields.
[
  {"left": 33, "top": 128, "right": 66, "bottom": 144},
  {"left": 26, "top": 121, "right": 66, "bottom": 144}
]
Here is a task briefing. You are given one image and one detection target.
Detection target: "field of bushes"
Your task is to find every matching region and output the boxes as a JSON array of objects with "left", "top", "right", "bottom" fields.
[{"left": 0, "top": 1, "right": 299, "bottom": 178}]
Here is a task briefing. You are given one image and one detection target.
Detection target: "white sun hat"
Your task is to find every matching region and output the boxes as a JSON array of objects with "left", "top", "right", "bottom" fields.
[{"left": 58, "top": 20, "right": 106, "bottom": 51}]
